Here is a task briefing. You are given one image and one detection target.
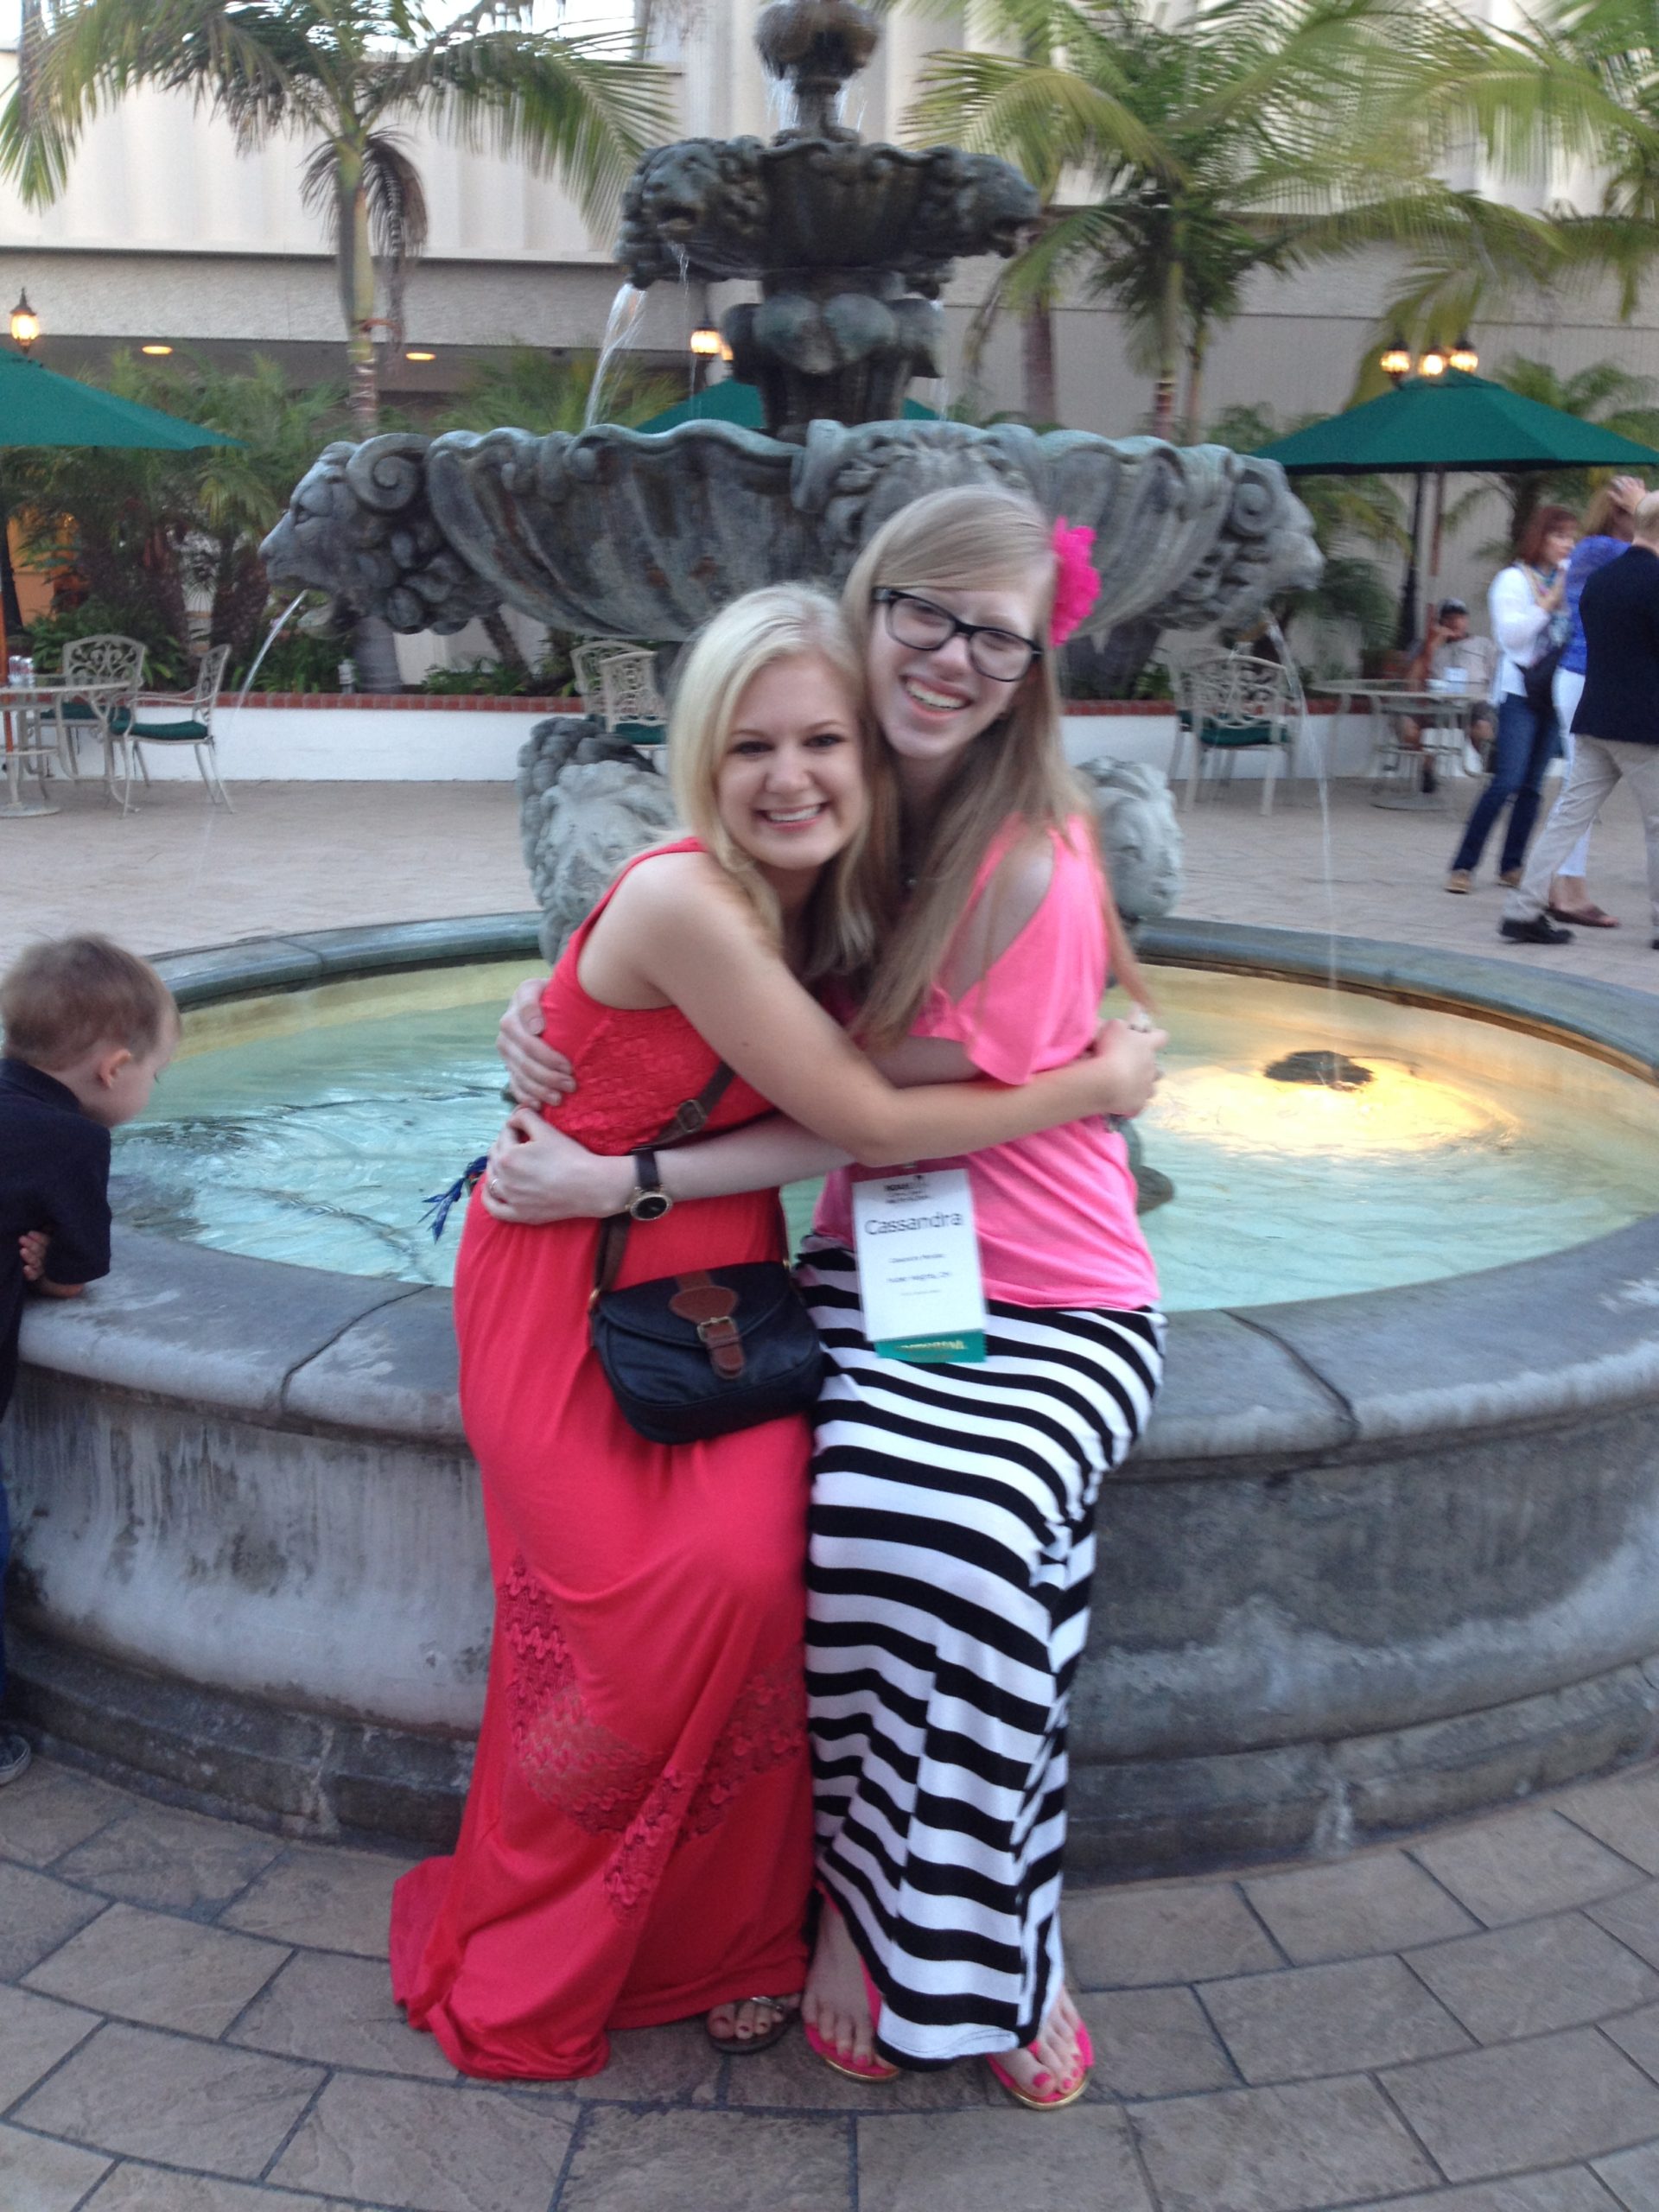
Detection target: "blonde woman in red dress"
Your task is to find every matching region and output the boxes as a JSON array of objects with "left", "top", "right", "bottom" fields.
[{"left": 391, "top": 582, "right": 1164, "bottom": 2082}]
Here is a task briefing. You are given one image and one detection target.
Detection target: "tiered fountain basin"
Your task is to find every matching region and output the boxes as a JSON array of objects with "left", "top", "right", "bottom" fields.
[{"left": 9, "top": 916, "right": 1659, "bottom": 1874}]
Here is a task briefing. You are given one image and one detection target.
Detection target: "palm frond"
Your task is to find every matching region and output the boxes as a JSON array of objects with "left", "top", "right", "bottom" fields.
[{"left": 383, "top": 24, "right": 671, "bottom": 228}]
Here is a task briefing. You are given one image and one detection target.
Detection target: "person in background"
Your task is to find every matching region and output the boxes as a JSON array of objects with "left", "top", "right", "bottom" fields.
[
  {"left": 1503, "top": 489, "right": 1659, "bottom": 948},
  {"left": 1538, "top": 475, "right": 1646, "bottom": 928},
  {"left": 0, "top": 936, "right": 179, "bottom": 1787},
  {"left": 1446, "top": 505, "right": 1579, "bottom": 893},
  {"left": 1401, "top": 599, "right": 1497, "bottom": 795}
]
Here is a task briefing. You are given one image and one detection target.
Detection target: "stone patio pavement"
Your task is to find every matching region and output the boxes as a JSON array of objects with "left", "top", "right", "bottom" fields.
[
  {"left": 9, "top": 1754, "right": 1659, "bottom": 2209},
  {"left": 3, "top": 761, "right": 1659, "bottom": 987},
  {"left": 6, "top": 767, "right": 1659, "bottom": 2210}
]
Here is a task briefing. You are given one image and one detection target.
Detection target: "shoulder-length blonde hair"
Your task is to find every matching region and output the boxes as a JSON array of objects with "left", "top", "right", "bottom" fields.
[
  {"left": 667, "top": 582, "right": 893, "bottom": 987},
  {"left": 843, "top": 485, "right": 1149, "bottom": 1046}
]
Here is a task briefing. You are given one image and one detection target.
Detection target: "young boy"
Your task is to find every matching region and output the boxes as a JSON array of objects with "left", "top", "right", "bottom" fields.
[{"left": 0, "top": 935, "right": 179, "bottom": 1784}]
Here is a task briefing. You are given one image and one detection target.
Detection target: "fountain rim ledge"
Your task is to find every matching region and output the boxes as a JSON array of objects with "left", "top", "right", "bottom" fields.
[{"left": 22, "top": 912, "right": 1659, "bottom": 1479}]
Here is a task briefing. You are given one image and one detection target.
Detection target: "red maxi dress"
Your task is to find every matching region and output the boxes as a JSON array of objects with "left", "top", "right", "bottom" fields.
[{"left": 390, "top": 842, "right": 814, "bottom": 2080}]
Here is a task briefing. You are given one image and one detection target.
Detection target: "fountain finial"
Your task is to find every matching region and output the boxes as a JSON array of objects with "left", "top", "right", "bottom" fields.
[{"left": 755, "top": 0, "right": 880, "bottom": 137}]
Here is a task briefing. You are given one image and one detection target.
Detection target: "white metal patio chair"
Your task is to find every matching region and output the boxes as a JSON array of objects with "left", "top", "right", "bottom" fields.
[
  {"left": 112, "top": 644, "right": 233, "bottom": 812},
  {"left": 571, "top": 637, "right": 668, "bottom": 742},
  {"left": 52, "top": 633, "right": 146, "bottom": 795},
  {"left": 1173, "top": 649, "right": 1306, "bottom": 814}
]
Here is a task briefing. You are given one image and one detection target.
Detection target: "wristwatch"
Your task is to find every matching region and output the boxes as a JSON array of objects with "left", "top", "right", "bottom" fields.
[{"left": 626, "top": 1147, "right": 674, "bottom": 1221}]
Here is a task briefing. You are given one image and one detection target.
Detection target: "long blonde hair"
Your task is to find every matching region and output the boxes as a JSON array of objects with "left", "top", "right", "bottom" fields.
[
  {"left": 844, "top": 486, "right": 1150, "bottom": 1046},
  {"left": 667, "top": 583, "right": 893, "bottom": 986}
]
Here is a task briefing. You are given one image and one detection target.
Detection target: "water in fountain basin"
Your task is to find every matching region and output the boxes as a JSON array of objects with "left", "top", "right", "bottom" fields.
[
  {"left": 113, "top": 966, "right": 1659, "bottom": 1312},
  {"left": 583, "top": 283, "right": 648, "bottom": 430}
]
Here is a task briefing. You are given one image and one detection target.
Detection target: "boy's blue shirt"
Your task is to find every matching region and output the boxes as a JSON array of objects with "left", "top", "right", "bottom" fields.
[{"left": 0, "top": 1058, "right": 112, "bottom": 1425}]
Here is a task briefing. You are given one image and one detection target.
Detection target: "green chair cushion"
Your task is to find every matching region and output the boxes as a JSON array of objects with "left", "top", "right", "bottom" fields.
[
  {"left": 130, "top": 718, "right": 209, "bottom": 741},
  {"left": 1198, "top": 715, "right": 1286, "bottom": 748},
  {"left": 56, "top": 701, "right": 134, "bottom": 732}
]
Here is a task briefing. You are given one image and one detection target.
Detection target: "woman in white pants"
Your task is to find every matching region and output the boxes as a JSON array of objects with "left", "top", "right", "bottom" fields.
[{"left": 1545, "top": 478, "right": 1644, "bottom": 927}]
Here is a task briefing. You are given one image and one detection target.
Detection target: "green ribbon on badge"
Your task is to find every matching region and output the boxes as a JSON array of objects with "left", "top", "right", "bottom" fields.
[{"left": 875, "top": 1330, "right": 988, "bottom": 1365}]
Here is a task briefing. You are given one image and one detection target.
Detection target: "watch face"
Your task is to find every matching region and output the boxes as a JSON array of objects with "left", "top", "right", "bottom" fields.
[{"left": 631, "top": 1190, "right": 672, "bottom": 1221}]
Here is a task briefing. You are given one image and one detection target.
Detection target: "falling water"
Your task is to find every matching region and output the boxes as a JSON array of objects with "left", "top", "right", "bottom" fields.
[
  {"left": 234, "top": 594, "right": 307, "bottom": 714},
  {"left": 835, "top": 80, "right": 867, "bottom": 135},
  {"left": 1263, "top": 613, "right": 1342, "bottom": 1020},
  {"left": 583, "top": 283, "right": 648, "bottom": 430}
]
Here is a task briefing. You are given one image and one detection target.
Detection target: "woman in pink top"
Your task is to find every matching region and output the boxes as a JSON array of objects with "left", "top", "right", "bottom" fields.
[{"left": 493, "top": 487, "right": 1164, "bottom": 2107}]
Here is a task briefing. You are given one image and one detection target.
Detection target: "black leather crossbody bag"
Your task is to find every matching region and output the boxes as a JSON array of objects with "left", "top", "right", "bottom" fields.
[{"left": 588, "top": 1064, "right": 824, "bottom": 1446}]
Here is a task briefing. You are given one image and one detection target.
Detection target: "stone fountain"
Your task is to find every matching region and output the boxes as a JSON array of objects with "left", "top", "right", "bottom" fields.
[{"left": 260, "top": 0, "right": 1318, "bottom": 953}]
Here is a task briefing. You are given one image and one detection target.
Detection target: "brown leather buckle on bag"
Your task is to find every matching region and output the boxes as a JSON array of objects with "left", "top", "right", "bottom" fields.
[{"left": 670, "top": 1272, "right": 745, "bottom": 1380}]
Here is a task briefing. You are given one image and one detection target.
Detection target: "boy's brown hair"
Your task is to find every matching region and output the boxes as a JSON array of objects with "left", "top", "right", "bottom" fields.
[{"left": 0, "top": 935, "right": 176, "bottom": 1070}]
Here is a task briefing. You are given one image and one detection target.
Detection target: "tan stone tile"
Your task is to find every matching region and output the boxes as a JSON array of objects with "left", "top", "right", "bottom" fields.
[
  {"left": 0, "top": 1765, "right": 125, "bottom": 1871},
  {"left": 1077, "top": 1984, "right": 1236, "bottom": 2098},
  {"left": 1243, "top": 1850, "right": 1480, "bottom": 1964},
  {"left": 1066, "top": 1880, "right": 1282, "bottom": 1990},
  {"left": 1556, "top": 1771, "right": 1659, "bottom": 1878},
  {"left": 219, "top": 1844, "right": 410, "bottom": 1956},
  {"left": 1128, "top": 2075, "right": 1436, "bottom": 2212},
  {"left": 857, "top": 2103, "right": 1153, "bottom": 2212},
  {"left": 724, "top": 2020, "right": 995, "bottom": 2111},
  {"left": 1411, "top": 1812, "right": 1643, "bottom": 1928},
  {"left": 13, "top": 2021, "right": 324, "bottom": 2177},
  {"left": 85, "top": 2166, "right": 382, "bottom": 2211},
  {"left": 76, "top": 2170, "right": 334, "bottom": 2212},
  {"left": 1601, "top": 1998, "right": 1659, "bottom": 2084},
  {"left": 1353, "top": 2176, "right": 1625, "bottom": 2212},
  {"left": 1382, "top": 2027, "right": 1659, "bottom": 2181},
  {"left": 23, "top": 1902, "right": 289, "bottom": 2038},
  {"left": 0, "top": 782, "right": 529, "bottom": 976},
  {"left": 1597, "top": 2139, "right": 1659, "bottom": 2209},
  {"left": 1591, "top": 1884, "right": 1659, "bottom": 1974},
  {"left": 271, "top": 2072, "right": 572, "bottom": 2212},
  {"left": 230, "top": 1948, "right": 455, "bottom": 2080},
  {"left": 0, "top": 2123, "right": 111, "bottom": 2211},
  {"left": 569, "top": 2020, "right": 721, "bottom": 2104},
  {"left": 0, "top": 1862, "right": 107, "bottom": 1980},
  {"left": 1408, "top": 1912, "right": 1659, "bottom": 2042},
  {"left": 1199, "top": 1954, "right": 1471, "bottom": 2084},
  {"left": 558, "top": 2107, "right": 851, "bottom": 2212},
  {"left": 54, "top": 1807, "right": 282, "bottom": 1919},
  {"left": 0, "top": 1987, "right": 102, "bottom": 2107}
]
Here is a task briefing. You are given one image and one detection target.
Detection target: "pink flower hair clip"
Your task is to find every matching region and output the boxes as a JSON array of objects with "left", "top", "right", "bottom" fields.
[{"left": 1050, "top": 517, "right": 1100, "bottom": 646}]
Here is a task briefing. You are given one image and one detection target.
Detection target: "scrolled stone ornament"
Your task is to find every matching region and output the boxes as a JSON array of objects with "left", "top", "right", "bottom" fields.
[{"left": 261, "top": 434, "right": 505, "bottom": 634}]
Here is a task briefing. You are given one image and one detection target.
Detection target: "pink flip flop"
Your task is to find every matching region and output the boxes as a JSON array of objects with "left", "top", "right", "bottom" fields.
[
  {"left": 985, "top": 2022, "right": 1095, "bottom": 2110},
  {"left": 804, "top": 1895, "right": 900, "bottom": 2083}
]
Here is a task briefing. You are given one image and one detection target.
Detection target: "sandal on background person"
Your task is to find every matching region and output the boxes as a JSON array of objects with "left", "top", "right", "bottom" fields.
[
  {"left": 705, "top": 1996, "right": 799, "bottom": 2056},
  {"left": 1548, "top": 902, "right": 1619, "bottom": 927}
]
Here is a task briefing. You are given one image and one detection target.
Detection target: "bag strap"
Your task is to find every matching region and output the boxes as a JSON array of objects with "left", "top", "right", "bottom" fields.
[{"left": 592, "top": 1061, "right": 734, "bottom": 1302}]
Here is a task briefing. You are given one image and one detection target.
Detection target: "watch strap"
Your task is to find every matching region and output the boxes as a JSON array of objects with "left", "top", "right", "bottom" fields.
[{"left": 592, "top": 1062, "right": 733, "bottom": 1304}]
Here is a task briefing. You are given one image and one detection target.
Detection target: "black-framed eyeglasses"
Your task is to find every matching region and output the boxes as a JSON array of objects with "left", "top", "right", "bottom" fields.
[{"left": 874, "top": 589, "right": 1043, "bottom": 683}]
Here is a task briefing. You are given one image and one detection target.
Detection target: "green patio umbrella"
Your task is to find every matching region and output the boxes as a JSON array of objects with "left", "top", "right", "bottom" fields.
[
  {"left": 0, "top": 344, "right": 239, "bottom": 665},
  {"left": 637, "top": 378, "right": 941, "bottom": 433},
  {"left": 0, "top": 345, "right": 241, "bottom": 451},
  {"left": 1254, "top": 369, "right": 1659, "bottom": 642}
]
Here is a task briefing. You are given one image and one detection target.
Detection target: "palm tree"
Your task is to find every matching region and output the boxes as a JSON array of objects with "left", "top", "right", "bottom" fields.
[
  {"left": 3, "top": 0, "right": 672, "bottom": 683},
  {"left": 906, "top": 0, "right": 1618, "bottom": 441}
]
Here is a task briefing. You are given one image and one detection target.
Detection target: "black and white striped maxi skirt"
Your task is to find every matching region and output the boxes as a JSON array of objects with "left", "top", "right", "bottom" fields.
[{"left": 799, "top": 1242, "right": 1165, "bottom": 2069}]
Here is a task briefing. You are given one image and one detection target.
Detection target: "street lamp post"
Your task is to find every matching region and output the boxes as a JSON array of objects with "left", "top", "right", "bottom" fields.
[{"left": 1378, "top": 334, "right": 1479, "bottom": 645}]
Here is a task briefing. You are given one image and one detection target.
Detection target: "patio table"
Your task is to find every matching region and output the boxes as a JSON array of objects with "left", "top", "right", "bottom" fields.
[
  {"left": 0, "top": 679, "right": 130, "bottom": 819},
  {"left": 1330, "top": 680, "right": 1483, "bottom": 809}
]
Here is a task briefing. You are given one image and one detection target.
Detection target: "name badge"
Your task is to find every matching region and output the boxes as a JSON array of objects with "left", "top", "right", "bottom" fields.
[{"left": 850, "top": 1166, "right": 988, "bottom": 1364}]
